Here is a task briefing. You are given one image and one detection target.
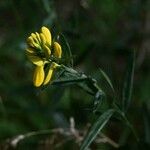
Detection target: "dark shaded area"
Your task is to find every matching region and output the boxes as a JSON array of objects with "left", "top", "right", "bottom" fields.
[{"left": 0, "top": 0, "right": 150, "bottom": 149}]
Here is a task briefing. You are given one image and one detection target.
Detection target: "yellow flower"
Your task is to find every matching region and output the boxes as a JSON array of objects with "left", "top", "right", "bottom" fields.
[{"left": 26, "top": 26, "right": 62, "bottom": 87}]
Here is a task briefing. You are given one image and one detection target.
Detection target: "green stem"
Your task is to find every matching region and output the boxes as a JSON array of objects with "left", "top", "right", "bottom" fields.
[
  {"left": 113, "top": 103, "right": 139, "bottom": 141},
  {"left": 52, "top": 65, "right": 105, "bottom": 112}
]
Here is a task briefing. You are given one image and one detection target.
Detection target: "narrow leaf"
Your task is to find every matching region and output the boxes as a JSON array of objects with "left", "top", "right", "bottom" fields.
[
  {"left": 99, "top": 69, "right": 115, "bottom": 92},
  {"left": 114, "top": 103, "right": 139, "bottom": 141},
  {"left": 122, "top": 50, "right": 135, "bottom": 112},
  {"left": 52, "top": 77, "right": 88, "bottom": 85},
  {"left": 80, "top": 109, "right": 114, "bottom": 150}
]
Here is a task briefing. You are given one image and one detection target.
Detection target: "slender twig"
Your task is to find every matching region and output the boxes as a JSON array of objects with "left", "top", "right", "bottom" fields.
[{"left": 97, "top": 133, "right": 119, "bottom": 148}]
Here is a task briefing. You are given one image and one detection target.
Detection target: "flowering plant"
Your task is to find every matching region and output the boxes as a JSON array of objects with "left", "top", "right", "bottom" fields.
[{"left": 25, "top": 27, "right": 137, "bottom": 150}]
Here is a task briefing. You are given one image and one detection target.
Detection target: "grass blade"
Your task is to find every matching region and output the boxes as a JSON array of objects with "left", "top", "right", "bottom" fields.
[
  {"left": 122, "top": 50, "right": 135, "bottom": 112},
  {"left": 99, "top": 69, "right": 115, "bottom": 92},
  {"left": 114, "top": 103, "right": 139, "bottom": 141},
  {"left": 80, "top": 109, "right": 114, "bottom": 150}
]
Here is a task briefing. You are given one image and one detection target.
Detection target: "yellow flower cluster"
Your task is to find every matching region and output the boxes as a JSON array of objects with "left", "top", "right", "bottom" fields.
[{"left": 26, "top": 26, "right": 62, "bottom": 87}]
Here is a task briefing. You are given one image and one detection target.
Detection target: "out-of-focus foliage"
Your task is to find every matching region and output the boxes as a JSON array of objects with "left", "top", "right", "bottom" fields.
[{"left": 0, "top": 0, "right": 150, "bottom": 149}]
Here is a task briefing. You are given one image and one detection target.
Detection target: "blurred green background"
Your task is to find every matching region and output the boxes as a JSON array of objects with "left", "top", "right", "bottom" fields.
[{"left": 0, "top": 0, "right": 150, "bottom": 149}]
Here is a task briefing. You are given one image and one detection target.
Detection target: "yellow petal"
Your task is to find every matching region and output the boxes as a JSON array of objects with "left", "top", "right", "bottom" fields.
[
  {"left": 43, "top": 45, "right": 51, "bottom": 58},
  {"left": 43, "top": 68, "right": 54, "bottom": 85},
  {"left": 33, "top": 66, "right": 45, "bottom": 87},
  {"left": 27, "top": 54, "right": 44, "bottom": 66},
  {"left": 27, "top": 36, "right": 34, "bottom": 47},
  {"left": 43, "top": 62, "right": 59, "bottom": 85},
  {"left": 40, "top": 33, "right": 46, "bottom": 45},
  {"left": 53, "top": 42, "right": 62, "bottom": 58},
  {"left": 26, "top": 48, "right": 35, "bottom": 54},
  {"left": 31, "top": 33, "right": 40, "bottom": 45},
  {"left": 31, "top": 33, "right": 37, "bottom": 41},
  {"left": 27, "top": 36, "right": 40, "bottom": 48},
  {"left": 41, "top": 26, "right": 51, "bottom": 46},
  {"left": 35, "top": 32, "right": 41, "bottom": 43}
]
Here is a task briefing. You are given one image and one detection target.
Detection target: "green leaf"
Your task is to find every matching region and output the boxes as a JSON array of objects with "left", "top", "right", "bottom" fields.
[
  {"left": 52, "top": 65, "right": 105, "bottom": 111},
  {"left": 122, "top": 50, "right": 135, "bottom": 112},
  {"left": 80, "top": 109, "right": 114, "bottom": 150},
  {"left": 52, "top": 77, "right": 88, "bottom": 85},
  {"left": 114, "top": 103, "right": 139, "bottom": 141},
  {"left": 99, "top": 69, "right": 115, "bottom": 92}
]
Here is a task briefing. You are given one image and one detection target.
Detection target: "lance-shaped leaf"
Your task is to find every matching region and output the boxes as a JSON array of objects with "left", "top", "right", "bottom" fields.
[
  {"left": 80, "top": 109, "right": 114, "bottom": 150},
  {"left": 122, "top": 50, "right": 135, "bottom": 112},
  {"left": 99, "top": 69, "right": 115, "bottom": 93}
]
